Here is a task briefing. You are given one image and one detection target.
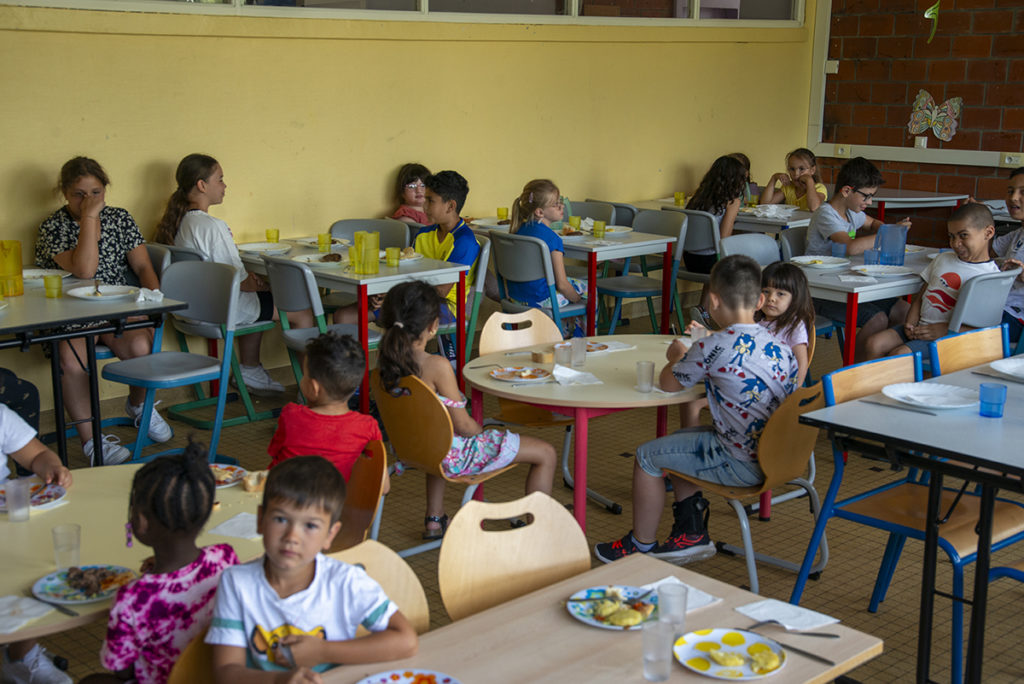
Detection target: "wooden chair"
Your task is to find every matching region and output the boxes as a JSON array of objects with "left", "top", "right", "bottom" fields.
[
  {"left": 331, "top": 440, "right": 388, "bottom": 553},
  {"left": 928, "top": 324, "right": 1010, "bottom": 376},
  {"left": 329, "top": 540, "right": 431, "bottom": 634},
  {"left": 166, "top": 627, "right": 214, "bottom": 684},
  {"left": 477, "top": 310, "right": 620, "bottom": 514},
  {"left": 437, "top": 491, "right": 590, "bottom": 621},
  {"left": 370, "top": 370, "right": 517, "bottom": 558},
  {"left": 661, "top": 384, "right": 827, "bottom": 594}
]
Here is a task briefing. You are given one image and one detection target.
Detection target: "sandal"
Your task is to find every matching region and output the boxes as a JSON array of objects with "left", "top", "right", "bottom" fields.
[{"left": 423, "top": 514, "right": 449, "bottom": 540}]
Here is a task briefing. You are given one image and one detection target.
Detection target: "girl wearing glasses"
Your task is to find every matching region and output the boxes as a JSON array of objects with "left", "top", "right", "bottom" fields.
[{"left": 390, "top": 162, "right": 431, "bottom": 226}]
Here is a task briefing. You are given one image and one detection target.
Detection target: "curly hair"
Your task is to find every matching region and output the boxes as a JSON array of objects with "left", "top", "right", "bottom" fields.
[
  {"left": 130, "top": 439, "right": 215, "bottom": 535},
  {"left": 688, "top": 156, "right": 748, "bottom": 216}
]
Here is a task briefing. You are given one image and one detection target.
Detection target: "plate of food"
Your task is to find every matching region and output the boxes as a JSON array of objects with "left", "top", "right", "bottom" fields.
[
  {"left": 355, "top": 671, "right": 462, "bottom": 684},
  {"left": 292, "top": 253, "right": 346, "bottom": 268},
  {"left": 33, "top": 565, "right": 136, "bottom": 605},
  {"left": 850, "top": 265, "right": 915, "bottom": 278},
  {"left": 673, "top": 628, "right": 786, "bottom": 680},
  {"left": 210, "top": 464, "right": 247, "bottom": 489},
  {"left": 0, "top": 483, "right": 67, "bottom": 512},
  {"left": 989, "top": 357, "right": 1024, "bottom": 381},
  {"left": 583, "top": 225, "right": 632, "bottom": 237},
  {"left": 293, "top": 236, "right": 350, "bottom": 246},
  {"left": 22, "top": 268, "right": 72, "bottom": 280},
  {"left": 66, "top": 285, "right": 139, "bottom": 302},
  {"left": 790, "top": 256, "right": 850, "bottom": 269},
  {"left": 378, "top": 247, "right": 423, "bottom": 262},
  {"left": 489, "top": 367, "right": 552, "bottom": 383},
  {"left": 237, "top": 242, "right": 291, "bottom": 256},
  {"left": 566, "top": 585, "right": 657, "bottom": 631},
  {"left": 881, "top": 382, "right": 979, "bottom": 410},
  {"left": 554, "top": 341, "right": 608, "bottom": 353}
]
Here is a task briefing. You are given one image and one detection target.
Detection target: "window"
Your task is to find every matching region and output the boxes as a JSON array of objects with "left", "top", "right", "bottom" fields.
[{"left": 580, "top": 0, "right": 795, "bottom": 20}]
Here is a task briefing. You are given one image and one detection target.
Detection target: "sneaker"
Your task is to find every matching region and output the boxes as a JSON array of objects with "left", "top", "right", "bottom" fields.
[
  {"left": 125, "top": 400, "right": 173, "bottom": 443},
  {"left": 234, "top": 364, "right": 285, "bottom": 396},
  {"left": 689, "top": 305, "right": 720, "bottom": 331},
  {"left": 83, "top": 434, "right": 131, "bottom": 466},
  {"left": 651, "top": 494, "right": 717, "bottom": 565},
  {"left": 2, "top": 644, "right": 72, "bottom": 684},
  {"left": 594, "top": 531, "right": 649, "bottom": 564}
]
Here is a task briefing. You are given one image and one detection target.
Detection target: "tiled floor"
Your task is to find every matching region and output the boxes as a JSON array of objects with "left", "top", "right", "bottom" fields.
[{"left": 30, "top": 320, "right": 1024, "bottom": 683}]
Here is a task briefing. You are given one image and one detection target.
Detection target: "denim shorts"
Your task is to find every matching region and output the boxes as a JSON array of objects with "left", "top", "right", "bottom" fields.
[
  {"left": 891, "top": 325, "right": 934, "bottom": 356},
  {"left": 635, "top": 426, "right": 764, "bottom": 487},
  {"left": 813, "top": 297, "right": 899, "bottom": 328}
]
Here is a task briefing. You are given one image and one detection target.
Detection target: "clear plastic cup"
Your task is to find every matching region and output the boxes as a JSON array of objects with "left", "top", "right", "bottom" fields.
[
  {"left": 831, "top": 242, "right": 848, "bottom": 258},
  {"left": 570, "top": 337, "right": 587, "bottom": 368},
  {"left": 863, "top": 248, "right": 880, "bottom": 265},
  {"left": 6, "top": 478, "right": 31, "bottom": 522},
  {"left": 554, "top": 342, "right": 572, "bottom": 366},
  {"left": 657, "top": 583, "right": 688, "bottom": 639},
  {"left": 385, "top": 247, "right": 401, "bottom": 268},
  {"left": 568, "top": 216, "right": 582, "bottom": 229},
  {"left": 637, "top": 360, "right": 655, "bottom": 393},
  {"left": 642, "top": 619, "right": 674, "bottom": 682},
  {"left": 52, "top": 523, "right": 81, "bottom": 569}
]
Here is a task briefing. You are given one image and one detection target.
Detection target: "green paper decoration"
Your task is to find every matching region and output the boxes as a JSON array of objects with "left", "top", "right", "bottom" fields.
[{"left": 924, "top": 1, "right": 941, "bottom": 44}]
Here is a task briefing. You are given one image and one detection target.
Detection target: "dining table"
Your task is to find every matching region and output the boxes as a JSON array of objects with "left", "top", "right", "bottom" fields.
[
  {"left": 633, "top": 199, "right": 813, "bottom": 235},
  {"left": 791, "top": 361, "right": 1024, "bottom": 684},
  {"left": 324, "top": 553, "right": 884, "bottom": 683},
  {"left": 0, "top": 463, "right": 265, "bottom": 644},
  {"left": 463, "top": 334, "right": 703, "bottom": 532},
  {"left": 0, "top": 277, "right": 186, "bottom": 466}
]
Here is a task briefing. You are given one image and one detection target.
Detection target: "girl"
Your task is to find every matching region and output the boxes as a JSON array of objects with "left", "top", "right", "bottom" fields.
[
  {"left": 756, "top": 262, "right": 815, "bottom": 388},
  {"left": 390, "top": 162, "right": 431, "bottom": 226},
  {"left": 84, "top": 441, "right": 238, "bottom": 684},
  {"left": 155, "top": 153, "right": 312, "bottom": 396},
  {"left": 377, "top": 281, "right": 556, "bottom": 539},
  {"left": 759, "top": 148, "right": 828, "bottom": 212},
  {"left": 728, "top": 152, "right": 758, "bottom": 205},
  {"left": 507, "top": 179, "right": 586, "bottom": 317}
]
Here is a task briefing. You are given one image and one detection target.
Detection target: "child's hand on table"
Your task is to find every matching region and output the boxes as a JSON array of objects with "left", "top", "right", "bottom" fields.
[
  {"left": 666, "top": 338, "right": 689, "bottom": 363},
  {"left": 683, "top": 321, "right": 706, "bottom": 337},
  {"left": 39, "top": 461, "right": 72, "bottom": 488}
]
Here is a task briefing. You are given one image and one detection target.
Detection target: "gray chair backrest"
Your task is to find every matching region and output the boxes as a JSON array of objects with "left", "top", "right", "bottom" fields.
[
  {"left": 163, "top": 244, "right": 208, "bottom": 263},
  {"left": 145, "top": 243, "right": 171, "bottom": 279},
  {"left": 947, "top": 267, "right": 1022, "bottom": 332},
  {"left": 262, "top": 255, "right": 326, "bottom": 318},
  {"left": 779, "top": 225, "right": 808, "bottom": 261},
  {"left": 488, "top": 230, "right": 555, "bottom": 289},
  {"left": 662, "top": 207, "right": 721, "bottom": 254},
  {"left": 472, "top": 234, "right": 491, "bottom": 299},
  {"left": 632, "top": 210, "right": 688, "bottom": 263},
  {"left": 330, "top": 218, "right": 410, "bottom": 249},
  {"left": 586, "top": 199, "right": 638, "bottom": 227},
  {"left": 161, "top": 261, "right": 239, "bottom": 331},
  {"left": 720, "top": 233, "right": 782, "bottom": 266},
  {"left": 568, "top": 201, "right": 615, "bottom": 225}
]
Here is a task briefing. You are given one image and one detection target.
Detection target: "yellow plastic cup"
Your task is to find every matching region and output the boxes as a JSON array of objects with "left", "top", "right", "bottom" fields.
[
  {"left": 43, "top": 274, "right": 62, "bottom": 298},
  {"left": 317, "top": 232, "right": 331, "bottom": 253},
  {"left": 568, "top": 215, "right": 582, "bottom": 229},
  {"left": 496, "top": 207, "right": 509, "bottom": 221},
  {"left": 348, "top": 245, "right": 360, "bottom": 270},
  {"left": 265, "top": 228, "right": 280, "bottom": 243},
  {"left": 592, "top": 220, "right": 606, "bottom": 239},
  {"left": 674, "top": 192, "right": 686, "bottom": 207},
  {"left": 385, "top": 247, "right": 401, "bottom": 267},
  {"left": 0, "top": 241, "right": 24, "bottom": 297}
]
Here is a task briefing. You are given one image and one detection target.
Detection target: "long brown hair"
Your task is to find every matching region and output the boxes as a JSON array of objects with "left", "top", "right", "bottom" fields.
[
  {"left": 154, "top": 154, "right": 219, "bottom": 244},
  {"left": 510, "top": 179, "right": 560, "bottom": 233},
  {"left": 757, "top": 262, "right": 815, "bottom": 342},
  {"left": 377, "top": 281, "right": 444, "bottom": 393},
  {"left": 688, "top": 156, "right": 748, "bottom": 216},
  {"left": 786, "top": 147, "right": 822, "bottom": 183}
]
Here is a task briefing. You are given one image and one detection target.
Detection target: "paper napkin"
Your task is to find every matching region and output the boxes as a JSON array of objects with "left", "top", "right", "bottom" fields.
[
  {"left": 837, "top": 275, "right": 877, "bottom": 284},
  {"left": 641, "top": 576, "right": 721, "bottom": 613},
  {"left": 135, "top": 288, "right": 164, "bottom": 303},
  {"left": 580, "top": 217, "right": 595, "bottom": 231},
  {"left": 736, "top": 598, "right": 839, "bottom": 631},
  {"left": 208, "top": 513, "right": 262, "bottom": 541},
  {"left": 0, "top": 596, "right": 54, "bottom": 634},
  {"left": 551, "top": 364, "right": 602, "bottom": 386},
  {"left": 752, "top": 205, "right": 796, "bottom": 219}
]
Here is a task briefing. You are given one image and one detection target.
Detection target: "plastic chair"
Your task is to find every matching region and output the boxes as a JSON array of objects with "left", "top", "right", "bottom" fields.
[
  {"left": 928, "top": 324, "right": 1010, "bottom": 377},
  {"left": 585, "top": 198, "right": 638, "bottom": 226},
  {"left": 719, "top": 233, "right": 781, "bottom": 265},
  {"left": 489, "top": 230, "right": 587, "bottom": 335},
  {"left": 166, "top": 627, "right": 214, "bottom": 684},
  {"left": 370, "top": 370, "right": 518, "bottom": 558},
  {"left": 102, "top": 261, "right": 239, "bottom": 462},
  {"left": 661, "top": 207, "right": 720, "bottom": 289},
  {"left": 595, "top": 209, "right": 687, "bottom": 334},
  {"left": 329, "top": 539, "right": 430, "bottom": 634},
  {"left": 331, "top": 440, "right": 388, "bottom": 553},
  {"left": 661, "top": 384, "right": 827, "bottom": 594},
  {"left": 330, "top": 218, "right": 410, "bottom": 249},
  {"left": 779, "top": 225, "right": 808, "bottom": 261},
  {"left": 565, "top": 200, "right": 614, "bottom": 225},
  {"left": 436, "top": 234, "right": 490, "bottom": 365},
  {"left": 437, "top": 491, "right": 591, "bottom": 621}
]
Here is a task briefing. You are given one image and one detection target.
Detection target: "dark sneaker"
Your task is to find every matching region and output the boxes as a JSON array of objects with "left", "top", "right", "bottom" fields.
[
  {"left": 650, "top": 531, "right": 717, "bottom": 565},
  {"left": 594, "top": 531, "right": 649, "bottom": 564},
  {"left": 689, "top": 305, "right": 720, "bottom": 331}
]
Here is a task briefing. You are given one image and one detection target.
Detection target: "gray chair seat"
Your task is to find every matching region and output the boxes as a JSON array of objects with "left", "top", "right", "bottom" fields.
[
  {"left": 102, "top": 351, "right": 222, "bottom": 385},
  {"left": 282, "top": 323, "right": 380, "bottom": 353},
  {"left": 594, "top": 274, "right": 663, "bottom": 296}
]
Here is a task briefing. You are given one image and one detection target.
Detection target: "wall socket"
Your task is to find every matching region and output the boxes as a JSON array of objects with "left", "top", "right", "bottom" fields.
[
  {"left": 834, "top": 144, "right": 851, "bottom": 158},
  {"left": 915, "top": 136, "right": 928, "bottom": 149},
  {"left": 1001, "top": 152, "right": 1023, "bottom": 168}
]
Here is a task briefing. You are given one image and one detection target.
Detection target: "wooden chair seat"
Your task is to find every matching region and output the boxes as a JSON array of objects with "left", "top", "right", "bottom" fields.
[
  {"left": 167, "top": 627, "right": 213, "bottom": 684},
  {"left": 331, "top": 440, "right": 388, "bottom": 553}
]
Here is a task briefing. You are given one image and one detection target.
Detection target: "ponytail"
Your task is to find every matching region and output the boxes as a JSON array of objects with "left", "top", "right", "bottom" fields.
[
  {"left": 510, "top": 179, "right": 560, "bottom": 233},
  {"left": 155, "top": 153, "right": 220, "bottom": 245},
  {"left": 377, "top": 281, "right": 444, "bottom": 393}
]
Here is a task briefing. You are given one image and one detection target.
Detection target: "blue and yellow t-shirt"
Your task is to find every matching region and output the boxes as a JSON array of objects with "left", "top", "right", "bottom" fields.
[{"left": 414, "top": 219, "right": 480, "bottom": 315}]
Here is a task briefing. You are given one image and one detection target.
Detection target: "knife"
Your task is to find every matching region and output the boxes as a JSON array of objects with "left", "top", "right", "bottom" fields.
[
  {"left": 776, "top": 640, "right": 836, "bottom": 667},
  {"left": 972, "top": 370, "right": 1024, "bottom": 385},
  {"left": 38, "top": 599, "right": 78, "bottom": 617},
  {"left": 858, "top": 398, "right": 936, "bottom": 416}
]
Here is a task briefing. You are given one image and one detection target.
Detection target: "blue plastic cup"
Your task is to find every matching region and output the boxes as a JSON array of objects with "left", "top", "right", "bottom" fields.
[
  {"left": 831, "top": 242, "right": 847, "bottom": 258},
  {"left": 864, "top": 248, "right": 880, "bottom": 265},
  {"left": 979, "top": 382, "right": 1007, "bottom": 418}
]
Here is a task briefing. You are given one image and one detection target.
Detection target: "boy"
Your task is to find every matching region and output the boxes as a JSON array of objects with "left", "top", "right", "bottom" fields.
[
  {"left": 207, "top": 456, "right": 417, "bottom": 682},
  {"left": 267, "top": 333, "right": 383, "bottom": 483},
  {"left": 864, "top": 203, "right": 1000, "bottom": 360},
  {"left": 992, "top": 167, "right": 1024, "bottom": 343},
  {"left": 595, "top": 256, "right": 798, "bottom": 565}
]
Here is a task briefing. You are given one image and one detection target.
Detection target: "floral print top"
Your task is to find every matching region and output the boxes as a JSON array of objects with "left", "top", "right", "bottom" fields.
[{"left": 35, "top": 205, "right": 145, "bottom": 286}]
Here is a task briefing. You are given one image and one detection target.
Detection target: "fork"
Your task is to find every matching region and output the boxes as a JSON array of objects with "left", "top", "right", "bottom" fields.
[
  {"left": 93, "top": 278, "right": 101, "bottom": 296},
  {"left": 746, "top": 619, "right": 839, "bottom": 638}
]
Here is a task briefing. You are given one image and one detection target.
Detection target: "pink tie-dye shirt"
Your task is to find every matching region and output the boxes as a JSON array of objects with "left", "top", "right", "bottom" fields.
[{"left": 100, "top": 543, "right": 238, "bottom": 683}]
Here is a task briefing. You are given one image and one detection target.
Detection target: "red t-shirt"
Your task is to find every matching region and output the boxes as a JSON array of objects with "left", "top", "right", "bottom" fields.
[
  {"left": 267, "top": 403, "right": 382, "bottom": 480},
  {"left": 391, "top": 205, "right": 429, "bottom": 225}
]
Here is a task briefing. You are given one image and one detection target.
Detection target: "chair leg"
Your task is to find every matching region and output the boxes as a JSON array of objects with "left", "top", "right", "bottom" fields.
[
  {"left": 606, "top": 297, "right": 624, "bottom": 335},
  {"left": 287, "top": 348, "right": 306, "bottom": 405},
  {"left": 869, "top": 534, "right": 906, "bottom": 612},
  {"left": 644, "top": 295, "right": 658, "bottom": 332},
  {"left": 126, "top": 389, "right": 158, "bottom": 462},
  {"left": 369, "top": 495, "right": 385, "bottom": 541},
  {"left": 951, "top": 564, "right": 964, "bottom": 684},
  {"left": 398, "top": 483, "right": 481, "bottom": 559},
  {"left": 560, "top": 426, "right": 622, "bottom": 514},
  {"left": 728, "top": 498, "right": 760, "bottom": 593},
  {"left": 673, "top": 288, "right": 686, "bottom": 334},
  {"left": 746, "top": 455, "right": 817, "bottom": 516}
]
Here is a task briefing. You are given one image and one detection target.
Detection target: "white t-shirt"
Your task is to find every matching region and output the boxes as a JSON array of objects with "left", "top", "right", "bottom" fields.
[
  {"left": 175, "top": 210, "right": 261, "bottom": 325},
  {"left": 0, "top": 404, "right": 36, "bottom": 483},
  {"left": 918, "top": 252, "right": 999, "bottom": 326},
  {"left": 806, "top": 204, "right": 868, "bottom": 256},
  {"left": 206, "top": 554, "right": 397, "bottom": 673},
  {"left": 993, "top": 226, "right": 1024, "bottom": 322}
]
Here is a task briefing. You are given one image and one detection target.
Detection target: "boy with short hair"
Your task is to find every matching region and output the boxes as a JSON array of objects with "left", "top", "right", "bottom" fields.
[
  {"left": 207, "top": 456, "right": 417, "bottom": 682},
  {"left": 864, "top": 203, "right": 1000, "bottom": 360},
  {"left": 595, "top": 256, "right": 798, "bottom": 565}
]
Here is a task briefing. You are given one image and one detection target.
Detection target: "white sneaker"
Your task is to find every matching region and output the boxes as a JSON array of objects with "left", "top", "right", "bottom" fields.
[
  {"left": 83, "top": 434, "right": 131, "bottom": 466},
  {"left": 1, "top": 644, "right": 72, "bottom": 684},
  {"left": 234, "top": 364, "right": 285, "bottom": 396},
  {"left": 125, "top": 400, "right": 173, "bottom": 443}
]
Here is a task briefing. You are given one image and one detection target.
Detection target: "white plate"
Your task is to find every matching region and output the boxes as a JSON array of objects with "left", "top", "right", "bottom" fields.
[
  {"left": 582, "top": 224, "right": 632, "bottom": 237},
  {"left": 237, "top": 242, "right": 291, "bottom": 256},
  {"left": 882, "top": 382, "right": 979, "bottom": 410},
  {"left": 293, "top": 236, "right": 350, "bottom": 246},
  {"left": 291, "top": 254, "right": 346, "bottom": 268},
  {"left": 32, "top": 565, "right": 136, "bottom": 605},
  {"left": 470, "top": 216, "right": 510, "bottom": 228},
  {"left": 66, "top": 285, "right": 139, "bottom": 302},
  {"left": 790, "top": 255, "right": 850, "bottom": 269},
  {"left": 989, "top": 357, "right": 1024, "bottom": 381},
  {"left": 565, "top": 585, "right": 658, "bottom": 631},
  {"left": 489, "top": 366, "right": 551, "bottom": 383},
  {"left": 378, "top": 249, "right": 424, "bottom": 262},
  {"left": 851, "top": 265, "right": 914, "bottom": 278},
  {"left": 674, "top": 628, "right": 787, "bottom": 680},
  {"left": 0, "top": 483, "right": 67, "bottom": 511},
  {"left": 23, "top": 268, "right": 71, "bottom": 280},
  {"left": 210, "top": 464, "right": 247, "bottom": 489},
  {"left": 355, "top": 671, "right": 462, "bottom": 684},
  {"left": 905, "top": 244, "right": 926, "bottom": 253}
]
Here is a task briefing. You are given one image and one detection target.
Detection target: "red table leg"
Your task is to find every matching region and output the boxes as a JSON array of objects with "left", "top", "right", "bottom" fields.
[
  {"left": 660, "top": 242, "right": 673, "bottom": 333},
  {"left": 656, "top": 406, "right": 668, "bottom": 437},
  {"left": 758, "top": 491, "right": 772, "bottom": 521},
  {"left": 843, "top": 293, "right": 859, "bottom": 366},
  {"left": 586, "top": 254, "right": 598, "bottom": 336},
  {"left": 358, "top": 284, "right": 370, "bottom": 413},
  {"left": 877, "top": 201, "right": 886, "bottom": 222},
  {"left": 456, "top": 272, "right": 466, "bottom": 389},
  {"left": 572, "top": 407, "right": 591, "bottom": 532}
]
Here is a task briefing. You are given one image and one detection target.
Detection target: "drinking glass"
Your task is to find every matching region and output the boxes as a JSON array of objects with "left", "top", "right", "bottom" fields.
[
  {"left": 570, "top": 337, "right": 587, "bottom": 368},
  {"left": 830, "top": 242, "right": 847, "bottom": 258},
  {"left": 592, "top": 220, "right": 606, "bottom": 239},
  {"left": 317, "top": 232, "right": 332, "bottom": 253},
  {"left": 568, "top": 216, "right": 582, "bottom": 229},
  {"left": 385, "top": 247, "right": 401, "bottom": 268},
  {"left": 657, "top": 583, "right": 688, "bottom": 639},
  {"left": 979, "top": 383, "right": 1007, "bottom": 418},
  {"left": 348, "top": 246, "right": 360, "bottom": 271},
  {"left": 52, "top": 523, "right": 81, "bottom": 569},
  {"left": 673, "top": 191, "right": 686, "bottom": 207},
  {"left": 496, "top": 207, "right": 509, "bottom": 221},
  {"left": 554, "top": 342, "right": 571, "bottom": 366},
  {"left": 6, "top": 478, "right": 31, "bottom": 522},
  {"left": 265, "top": 228, "right": 280, "bottom": 244},
  {"left": 636, "top": 361, "right": 655, "bottom": 393},
  {"left": 642, "top": 619, "right": 674, "bottom": 682},
  {"left": 43, "top": 274, "right": 63, "bottom": 298},
  {"left": 0, "top": 240, "right": 24, "bottom": 297},
  {"left": 863, "top": 248, "right": 880, "bottom": 265}
]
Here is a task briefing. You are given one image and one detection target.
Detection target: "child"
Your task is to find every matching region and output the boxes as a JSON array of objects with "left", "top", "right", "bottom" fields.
[
  {"left": 90, "top": 441, "right": 237, "bottom": 684},
  {"left": 0, "top": 403, "right": 73, "bottom": 684},
  {"left": 759, "top": 148, "right": 828, "bottom": 212},
  {"left": 207, "top": 456, "right": 418, "bottom": 681},
  {"left": 595, "top": 256, "right": 798, "bottom": 565},
  {"left": 268, "top": 332, "right": 384, "bottom": 484},
  {"left": 377, "top": 281, "right": 556, "bottom": 539},
  {"left": 507, "top": 179, "right": 586, "bottom": 313},
  {"left": 389, "top": 163, "right": 431, "bottom": 226},
  {"left": 864, "top": 203, "right": 1000, "bottom": 360},
  {"left": 992, "top": 167, "right": 1024, "bottom": 343},
  {"left": 727, "top": 152, "right": 758, "bottom": 205},
  {"left": 757, "top": 262, "right": 815, "bottom": 388},
  {"left": 155, "top": 153, "right": 313, "bottom": 396}
]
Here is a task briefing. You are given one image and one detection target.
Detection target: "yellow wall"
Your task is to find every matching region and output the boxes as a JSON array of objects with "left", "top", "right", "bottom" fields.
[{"left": 0, "top": 4, "right": 817, "bottom": 403}]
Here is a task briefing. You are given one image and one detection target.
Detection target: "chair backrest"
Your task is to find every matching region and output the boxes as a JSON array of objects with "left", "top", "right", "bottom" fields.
[
  {"left": 632, "top": 209, "right": 688, "bottom": 264},
  {"left": 488, "top": 230, "right": 555, "bottom": 289},
  {"left": 330, "top": 218, "right": 410, "bottom": 249},
  {"left": 161, "top": 261, "right": 239, "bottom": 330},
  {"left": 163, "top": 243, "right": 208, "bottom": 263},
  {"left": 329, "top": 540, "right": 431, "bottom": 634},
  {"left": 946, "top": 267, "right": 1022, "bottom": 332},
  {"left": 567, "top": 200, "right": 615, "bottom": 225},
  {"left": 470, "top": 233, "right": 491, "bottom": 300},
  {"left": 166, "top": 627, "right": 214, "bottom": 684},
  {"left": 929, "top": 325, "right": 1009, "bottom": 376},
  {"left": 332, "top": 440, "right": 388, "bottom": 553},
  {"left": 262, "top": 255, "right": 326, "bottom": 317},
  {"left": 662, "top": 207, "right": 721, "bottom": 254},
  {"left": 586, "top": 198, "right": 637, "bottom": 226},
  {"left": 720, "top": 233, "right": 781, "bottom": 266},
  {"left": 756, "top": 384, "right": 825, "bottom": 489},
  {"left": 369, "top": 370, "right": 453, "bottom": 479},
  {"left": 779, "top": 225, "right": 808, "bottom": 261},
  {"left": 478, "top": 309, "right": 564, "bottom": 355},
  {"left": 823, "top": 353, "right": 923, "bottom": 405},
  {"left": 145, "top": 243, "right": 171, "bottom": 279},
  {"left": 437, "top": 491, "right": 591, "bottom": 621}
]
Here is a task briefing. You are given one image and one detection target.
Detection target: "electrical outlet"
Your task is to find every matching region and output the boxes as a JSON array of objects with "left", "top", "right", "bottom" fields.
[
  {"left": 1001, "top": 152, "right": 1023, "bottom": 168},
  {"left": 834, "top": 144, "right": 851, "bottom": 159},
  {"left": 825, "top": 60, "right": 839, "bottom": 75},
  {"left": 915, "top": 136, "right": 928, "bottom": 149}
]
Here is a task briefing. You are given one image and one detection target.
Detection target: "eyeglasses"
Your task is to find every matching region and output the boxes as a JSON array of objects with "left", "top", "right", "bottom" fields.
[
  {"left": 404, "top": 182, "right": 426, "bottom": 190},
  {"left": 853, "top": 189, "right": 876, "bottom": 201}
]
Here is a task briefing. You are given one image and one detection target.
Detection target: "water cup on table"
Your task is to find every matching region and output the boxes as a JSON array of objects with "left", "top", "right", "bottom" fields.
[
  {"left": 979, "top": 382, "right": 1007, "bottom": 418},
  {"left": 637, "top": 360, "right": 655, "bottom": 393},
  {"left": 317, "top": 232, "right": 332, "bottom": 253},
  {"left": 0, "top": 240, "right": 24, "bottom": 297},
  {"left": 642, "top": 619, "right": 674, "bottom": 682},
  {"left": 592, "top": 220, "right": 606, "bottom": 239},
  {"left": 568, "top": 215, "right": 582, "bottom": 229},
  {"left": 657, "top": 583, "right": 688, "bottom": 639},
  {"left": 348, "top": 245, "right": 360, "bottom": 270},
  {"left": 265, "top": 228, "right": 280, "bottom": 244},
  {"left": 6, "top": 478, "right": 31, "bottom": 522},
  {"left": 673, "top": 191, "right": 687, "bottom": 207},
  {"left": 831, "top": 242, "right": 847, "bottom": 258},
  {"left": 497, "top": 207, "right": 509, "bottom": 221},
  {"left": 554, "top": 342, "right": 572, "bottom": 366},
  {"left": 863, "top": 248, "right": 880, "bottom": 265},
  {"left": 43, "top": 274, "right": 63, "bottom": 298},
  {"left": 52, "top": 523, "right": 81, "bottom": 569},
  {"left": 385, "top": 247, "right": 401, "bottom": 268},
  {"left": 570, "top": 337, "right": 587, "bottom": 368}
]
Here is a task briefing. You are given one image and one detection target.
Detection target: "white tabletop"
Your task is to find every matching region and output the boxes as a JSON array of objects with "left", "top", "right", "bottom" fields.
[
  {"left": 560, "top": 231, "right": 676, "bottom": 261},
  {"left": 734, "top": 208, "right": 813, "bottom": 233},
  {"left": 816, "top": 187, "right": 968, "bottom": 209},
  {"left": 798, "top": 248, "right": 935, "bottom": 305}
]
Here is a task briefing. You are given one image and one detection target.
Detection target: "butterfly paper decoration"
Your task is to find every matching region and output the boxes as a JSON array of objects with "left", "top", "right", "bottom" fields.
[{"left": 907, "top": 89, "right": 962, "bottom": 142}]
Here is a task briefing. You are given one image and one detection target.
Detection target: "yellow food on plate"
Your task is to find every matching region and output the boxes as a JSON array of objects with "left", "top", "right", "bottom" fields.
[
  {"left": 591, "top": 599, "right": 620, "bottom": 618},
  {"left": 606, "top": 607, "right": 645, "bottom": 627},
  {"left": 751, "top": 650, "right": 781, "bottom": 674},
  {"left": 401, "top": 247, "right": 416, "bottom": 259},
  {"left": 808, "top": 259, "right": 823, "bottom": 264},
  {"left": 708, "top": 649, "right": 745, "bottom": 667}
]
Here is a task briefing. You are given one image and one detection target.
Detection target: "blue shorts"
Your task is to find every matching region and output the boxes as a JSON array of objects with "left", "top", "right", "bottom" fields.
[
  {"left": 636, "top": 426, "right": 764, "bottom": 487},
  {"left": 891, "top": 325, "right": 936, "bottom": 356},
  {"left": 813, "top": 297, "right": 899, "bottom": 328}
]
